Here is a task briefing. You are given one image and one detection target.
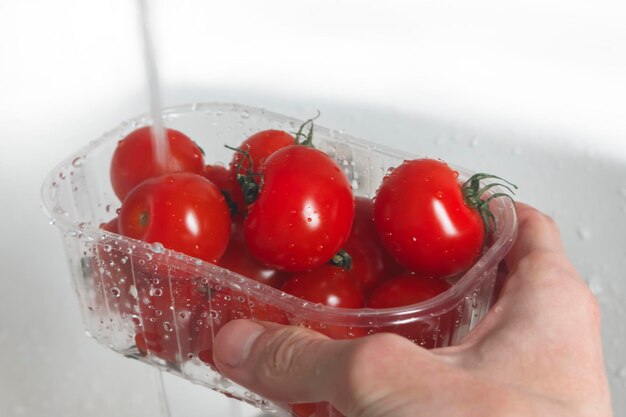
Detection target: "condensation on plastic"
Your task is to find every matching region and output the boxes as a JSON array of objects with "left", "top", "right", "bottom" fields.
[{"left": 41, "top": 103, "right": 517, "bottom": 417}]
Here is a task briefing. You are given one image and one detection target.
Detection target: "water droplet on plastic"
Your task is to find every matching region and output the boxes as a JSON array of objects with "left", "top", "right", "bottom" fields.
[
  {"left": 241, "top": 110, "right": 251, "bottom": 119},
  {"left": 577, "top": 226, "right": 592, "bottom": 240},
  {"left": 71, "top": 157, "right": 83, "bottom": 167},
  {"left": 163, "top": 322, "right": 173, "bottom": 332},
  {"left": 111, "top": 287, "right": 121, "bottom": 298},
  {"left": 587, "top": 278, "right": 603, "bottom": 295},
  {"left": 150, "top": 288, "right": 163, "bottom": 297},
  {"left": 149, "top": 242, "right": 164, "bottom": 253}
]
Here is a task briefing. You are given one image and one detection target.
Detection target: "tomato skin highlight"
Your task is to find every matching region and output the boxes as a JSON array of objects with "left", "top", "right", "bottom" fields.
[
  {"left": 244, "top": 145, "right": 355, "bottom": 272},
  {"left": 374, "top": 159, "right": 484, "bottom": 278},
  {"left": 118, "top": 172, "right": 231, "bottom": 264},
  {"left": 110, "top": 126, "right": 205, "bottom": 200}
]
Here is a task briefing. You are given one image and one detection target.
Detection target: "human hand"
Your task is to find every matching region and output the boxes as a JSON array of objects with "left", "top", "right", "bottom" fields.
[{"left": 213, "top": 203, "right": 612, "bottom": 417}]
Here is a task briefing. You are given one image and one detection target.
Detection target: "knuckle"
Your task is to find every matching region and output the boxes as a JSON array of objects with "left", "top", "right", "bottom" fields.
[
  {"left": 338, "top": 333, "right": 423, "bottom": 417},
  {"left": 259, "top": 327, "right": 320, "bottom": 378},
  {"left": 516, "top": 250, "right": 571, "bottom": 279},
  {"left": 343, "top": 333, "right": 412, "bottom": 388},
  {"left": 572, "top": 281, "right": 602, "bottom": 325},
  {"left": 522, "top": 206, "right": 557, "bottom": 228}
]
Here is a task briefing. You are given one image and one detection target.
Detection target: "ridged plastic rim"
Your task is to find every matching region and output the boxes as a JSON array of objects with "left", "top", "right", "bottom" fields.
[{"left": 41, "top": 102, "right": 518, "bottom": 326}]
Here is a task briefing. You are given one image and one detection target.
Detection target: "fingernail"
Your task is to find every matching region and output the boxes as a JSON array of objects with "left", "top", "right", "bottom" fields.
[{"left": 215, "top": 320, "right": 265, "bottom": 368}]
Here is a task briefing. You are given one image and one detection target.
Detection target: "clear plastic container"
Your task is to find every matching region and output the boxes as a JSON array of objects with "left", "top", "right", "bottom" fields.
[{"left": 41, "top": 103, "right": 517, "bottom": 417}]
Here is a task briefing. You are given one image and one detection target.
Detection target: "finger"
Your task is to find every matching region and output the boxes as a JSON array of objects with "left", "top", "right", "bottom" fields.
[
  {"left": 451, "top": 203, "right": 603, "bottom": 398},
  {"left": 212, "top": 319, "right": 436, "bottom": 414},
  {"left": 504, "top": 202, "right": 565, "bottom": 269},
  {"left": 455, "top": 202, "right": 593, "bottom": 349},
  {"left": 500, "top": 202, "right": 587, "bottom": 303}
]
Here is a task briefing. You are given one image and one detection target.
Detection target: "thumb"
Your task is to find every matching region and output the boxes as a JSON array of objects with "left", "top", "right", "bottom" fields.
[{"left": 212, "top": 319, "right": 430, "bottom": 413}]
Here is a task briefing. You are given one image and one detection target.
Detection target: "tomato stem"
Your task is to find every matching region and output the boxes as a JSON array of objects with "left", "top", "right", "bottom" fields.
[
  {"left": 139, "top": 211, "right": 149, "bottom": 228},
  {"left": 329, "top": 249, "right": 352, "bottom": 271},
  {"left": 462, "top": 173, "right": 517, "bottom": 238},
  {"left": 224, "top": 144, "right": 263, "bottom": 205},
  {"left": 293, "top": 111, "right": 320, "bottom": 147},
  {"left": 220, "top": 190, "right": 238, "bottom": 218}
]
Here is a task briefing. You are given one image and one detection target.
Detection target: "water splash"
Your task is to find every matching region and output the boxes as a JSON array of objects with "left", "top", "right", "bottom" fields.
[{"left": 137, "top": 0, "right": 169, "bottom": 170}]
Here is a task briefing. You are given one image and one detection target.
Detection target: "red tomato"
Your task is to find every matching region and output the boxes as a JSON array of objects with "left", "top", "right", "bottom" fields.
[
  {"left": 203, "top": 164, "right": 232, "bottom": 194},
  {"left": 218, "top": 224, "right": 287, "bottom": 289},
  {"left": 282, "top": 265, "right": 365, "bottom": 339},
  {"left": 110, "top": 126, "right": 205, "bottom": 200},
  {"left": 344, "top": 238, "right": 385, "bottom": 293},
  {"left": 367, "top": 272, "right": 451, "bottom": 347},
  {"left": 244, "top": 145, "right": 355, "bottom": 272},
  {"left": 118, "top": 173, "right": 231, "bottom": 264},
  {"left": 352, "top": 196, "right": 404, "bottom": 278},
  {"left": 100, "top": 217, "right": 119, "bottom": 234},
  {"left": 228, "top": 129, "right": 295, "bottom": 215},
  {"left": 134, "top": 271, "right": 206, "bottom": 364},
  {"left": 96, "top": 217, "right": 135, "bottom": 317},
  {"left": 367, "top": 272, "right": 451, "bottom": 308},
  {"left": 374, "top": 159, "right": 484, "bottom": 278},
  {"left": 192, "top": 289, "right": 288, "bottom": 367},
  {"left": 290, "top": 402, "right": 341, "bottom": 417},
  {"left": 190, "top": 291, "right": 232, "bottom": 367}
]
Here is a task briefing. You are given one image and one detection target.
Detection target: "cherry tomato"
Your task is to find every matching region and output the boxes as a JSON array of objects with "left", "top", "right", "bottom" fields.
[
  {"left": 204, "top": 164, "right": 238, "bottom": 217},
  {"left": 203, "top": 164, "right": 232, "bottom": 194},
  {"left": 134, "top": 271, "right": 206, "bottom": 364},
  {"left": 290, "top": 402, "right": 341, "bottom": 417},
  {"left": 344, "top": 238, "right": 385, "bottom": 293},
  {"left": 118, "top": 172, "right": 231, "bottom": 264},
  {"left": 229, "top": 129, "right": 295, "bottom": 215},
  {"left": 374, "top": 159, "right": 484, "bottom": 278},
  {"left": 244, "top": 145, "right": 355, "bottom": 272},
  {"left": 95, "top": 217, "right": 135, "bottom": 317},
  {"left": 367, "top": 272, "right": 451, "bottom": 347},
  {"left": 218, "top": 223, "right": 287, "bottom": 289},
  {"left": 351, "top": 196, "right": 404, "bottom": 278},
  {"left": 282, "top": 265, "right": 365, "bottom": 339},
  {"left": 110, "top": 126, "right": 205, "bottom": 200},
  {"left": 192, "top": 289, "right": 288, "bottom": 367},
  {"left": 367, "top": 272, "right": 451, "bottom": 308}
]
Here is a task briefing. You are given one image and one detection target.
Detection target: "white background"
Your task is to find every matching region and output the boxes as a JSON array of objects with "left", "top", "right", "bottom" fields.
[{"left": 1, "top": 0, "right": 625, "bottom": 416}]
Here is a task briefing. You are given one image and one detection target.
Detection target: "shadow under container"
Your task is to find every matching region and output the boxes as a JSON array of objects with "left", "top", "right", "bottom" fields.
[{"left": 41, "top": 103, "right": 518, "bottom": 417}]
